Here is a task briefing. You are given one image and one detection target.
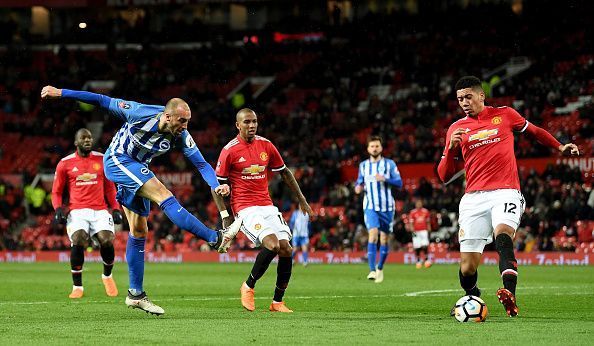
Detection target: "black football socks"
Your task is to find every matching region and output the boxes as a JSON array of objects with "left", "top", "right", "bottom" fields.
[
  {"left": 246, "top": 247, "right": 277, "bottom": 289},
  {"left": 496, "top": 233, "right": 518, "bottom": 295}
]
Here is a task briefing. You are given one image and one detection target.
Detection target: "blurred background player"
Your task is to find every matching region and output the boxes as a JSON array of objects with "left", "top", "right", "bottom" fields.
[
  {"left": 289, "top": 205, "right": 311, "bottom": 267},
  {"left": 438, "top": 76, "right": 580, "bottom": 317},
  {"left": 41, "top": 86, "right": 241, "bottom": 315},
  {"left": 51, "top": 128, "right": 122, "bottom": 299},
  {"left": 407, "top": 199, "right": 432, "bottom": 269},
  {"left": 216, "top": 108, "right": 313, "bottom": 313},
  {"left": 354, "top": 136, "right": 402, "bottom": 283}
]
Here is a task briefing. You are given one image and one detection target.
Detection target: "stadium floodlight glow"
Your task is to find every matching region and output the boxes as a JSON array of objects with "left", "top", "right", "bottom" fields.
[{"left": 79, "top": 22, "right": 87, "bottom": 29}]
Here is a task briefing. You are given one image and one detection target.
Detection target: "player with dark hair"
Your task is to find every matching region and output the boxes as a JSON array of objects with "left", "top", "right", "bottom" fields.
[
  {"left": 216, "top": 108, "right": 313, "bottom": 313},
  {"left": 42, "top": 86, "right": 242, "bottom": 315},
  {"left": 52, "top": 128, "right": 122, "bottom": 299},
  {"left": 438, "top": 76, "right": 579, "bottom": 317},
  {"left": 354, "top": 136, "right": 402, "bottom": 283}
]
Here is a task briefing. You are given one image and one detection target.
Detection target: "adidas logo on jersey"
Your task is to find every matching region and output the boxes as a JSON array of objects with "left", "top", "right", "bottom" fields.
[
  {"left": 238, "top": 157, "right": 246, "bottom": 163},
  {"left": 72, "top": 167, "right": 79, "bottom": 172}
]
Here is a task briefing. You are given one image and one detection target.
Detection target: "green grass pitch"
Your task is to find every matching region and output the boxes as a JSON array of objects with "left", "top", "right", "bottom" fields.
[{"left": 1, "top": 262, "right": 592, "bottom": 345}]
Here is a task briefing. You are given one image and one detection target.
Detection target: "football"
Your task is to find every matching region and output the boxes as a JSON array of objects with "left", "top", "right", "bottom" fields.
[{"left": 453, "top": 295, "right": 488, "bottom": 322}]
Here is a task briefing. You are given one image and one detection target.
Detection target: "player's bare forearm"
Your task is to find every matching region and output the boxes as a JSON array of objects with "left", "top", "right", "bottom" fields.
[
  {"left": 211, "top": 189, "right": 234, "bottom": 227},
  {"left": 280, "top": 168, "right": 313, "bottom": 215}
]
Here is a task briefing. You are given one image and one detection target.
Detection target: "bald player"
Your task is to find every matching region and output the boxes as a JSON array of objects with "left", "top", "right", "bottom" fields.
[
  {"left": 42, "top": 86, "right": 242, "bottom": 315},
  {"left": 216, "top": 108, "right": 313, "bottom": 313}
]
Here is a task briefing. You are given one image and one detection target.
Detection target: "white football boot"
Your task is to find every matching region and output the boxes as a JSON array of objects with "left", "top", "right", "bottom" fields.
[
  {"left": 125, "top": 291, "right": 165, "bottom": 316},
  {"left": 216, "top": 218, "right": 242, "bottom": 253}
]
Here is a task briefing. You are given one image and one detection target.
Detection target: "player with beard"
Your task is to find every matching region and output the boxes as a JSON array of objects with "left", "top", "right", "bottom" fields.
[
  {"left": 354, "top": 136, "right": 402, "bottom": 283},
  {"left": 52, "top": 128, "right": 122, "bottom": 299}
]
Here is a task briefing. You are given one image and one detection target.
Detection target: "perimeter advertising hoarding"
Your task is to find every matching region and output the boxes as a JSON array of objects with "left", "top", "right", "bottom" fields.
[{"left": 0, "top": 251, "right": 590, "bottom": 266}]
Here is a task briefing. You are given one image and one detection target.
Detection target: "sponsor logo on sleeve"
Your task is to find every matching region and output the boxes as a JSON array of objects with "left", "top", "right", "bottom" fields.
[{"left": 185, "top": 136, "right": 195, "bottom": 148}]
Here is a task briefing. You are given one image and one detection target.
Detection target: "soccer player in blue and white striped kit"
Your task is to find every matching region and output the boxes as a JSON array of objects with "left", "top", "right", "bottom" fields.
[
  {"left": 289, "top": 206, "right": 311, "bottom": 266},
  {"left": 354, "top": 136, "right": 402, "bottom": 283},
  {"left": 41, "top": 85, "right": 242, "bottom": 315}
]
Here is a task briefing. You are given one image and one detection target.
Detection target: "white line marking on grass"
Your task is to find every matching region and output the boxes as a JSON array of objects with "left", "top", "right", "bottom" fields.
[{"left": 0, "top": 286, "right": 591, "bottom": 306}]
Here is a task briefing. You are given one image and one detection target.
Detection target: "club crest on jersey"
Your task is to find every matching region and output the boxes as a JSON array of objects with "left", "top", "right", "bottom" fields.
[
  {"left": 260, "top": 152, "right": 268, "bottom": 161},
  {"left": 93, "top": 163, "right": 101, "bottom": 171},
  {"left": 468, "top": 129, "right": 498, "bottom": 142},
  {"left": 118, "top": 101, "right": 131, "bottom": 109},
  {"left": 242, "top": 164, "right": 266, "bottom": 175},
  {"left": 159, "top": 140, "right": 171, "bottom": 151},
  {"left": 254, "top": 223, "right": 262, "bottom": 230},
  {"left": 140, "top": 168, "right": 150, "bottom": 175},
  {"left": 491, "top": 116, "right": 502, "bottom": 125}
]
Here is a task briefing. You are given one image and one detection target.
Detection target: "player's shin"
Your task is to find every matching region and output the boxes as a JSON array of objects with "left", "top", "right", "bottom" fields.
[
  {"left": 100, "top": 243, "right": 115, "bottom": 277},
  {"left": 378, "top": 244, "right": 389, "bottom": 270},
  {"left": 495, "top": 233, "right": 518, "bottom": 295},
  {"left": 459, "top": 269, "right": 480, "bottom": 296},
  {"left": 126, "top": 235, "right": 145, "bottom": 296},
  {"left": 70, "top": 245, "right": 85, "bottom": 287},
  {"left": 246, "top": 248, "right": 277, "bottom": 288},
  {"left": 273, "top": 256, "right": 292, "bottom": 302},
  {"left": 159, "top": 196, "right": 218, "bottom": 244},
  {"left": 367, "top": 241, "right": 377, "bottom": 271}
]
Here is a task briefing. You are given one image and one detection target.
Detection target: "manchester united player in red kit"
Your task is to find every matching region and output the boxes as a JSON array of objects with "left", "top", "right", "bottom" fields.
[
  {"left": 407, "top": 199, "right": 432, "bottom": 269},
  {"left": 216, "top": 108, "right": 313, "bottom": 313},
  {"left": 438, "top": 76, "right": 580, "bottom": 317},
  {"left": 52, "top": 128, "right": 123, "bottom": 299}
]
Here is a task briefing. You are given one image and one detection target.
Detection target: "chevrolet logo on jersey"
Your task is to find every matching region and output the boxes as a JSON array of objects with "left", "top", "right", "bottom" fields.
[
  {"left": 76, "top": 173, "right": 97, "bottom": 182},
  {"left": 469, "top": 129, "right": 498, "bottom": 142},
  {"left": 242, "top": 165, "right": 266, "bottom": 175}
]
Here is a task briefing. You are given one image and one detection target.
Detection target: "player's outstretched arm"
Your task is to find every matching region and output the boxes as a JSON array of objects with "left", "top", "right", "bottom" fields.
[
  {"left": 41, "top": 85, "right": 112, "bottom": 108},
  {"left": 524, "top": 123, "right": 580, "bottom": 156},
  {"left": 279, "top": 168, "right": 314, "bottom": 218}
]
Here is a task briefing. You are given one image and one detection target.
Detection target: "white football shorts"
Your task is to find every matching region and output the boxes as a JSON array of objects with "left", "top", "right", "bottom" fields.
[
  {"left": 237, "top": 205, "right": 291, "bottom": 247},
  {"left": 66, "top": 208, "right": 115, "bottom": 242},
  {"left": 458, "top": 189, "right": 524, "bottom": 253},
  {"left": 412, "top": 230, "right": 430, "bottom": 249}
]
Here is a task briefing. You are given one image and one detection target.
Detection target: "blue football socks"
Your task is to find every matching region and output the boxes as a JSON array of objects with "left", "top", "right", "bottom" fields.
[
  {"left": 367, "top": 241, "right": 377, "bottom": 271},
  {"left": 378, "top": 244, "right": 389, "bottom": 270},
  {"left": 126, "top": 235, "right": 145, "bottom": 294},
  {"left": 159, "top": 196, "right": 217, "bottom": 244}
]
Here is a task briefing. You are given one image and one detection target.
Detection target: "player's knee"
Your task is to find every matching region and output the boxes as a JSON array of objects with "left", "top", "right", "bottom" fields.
[
  {"left": 460, "top": 260, "right": 478, "bottom": 276},
  {"left": 96, "top": 231, "right": 114, "bottom": 247},
  {"left": 279, "top": 242, "right": 292, "bottom": 257},
  {"left": 71, "top": 230, "right": 90, "bottom": 247}
]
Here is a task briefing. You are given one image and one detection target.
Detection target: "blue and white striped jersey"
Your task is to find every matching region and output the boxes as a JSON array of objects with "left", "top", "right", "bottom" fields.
[
  {"left": 289, "top": 210, "right": 310, "bottom": 238},
  {"left": 356, "top": 158, "right": 402, "bottom": 212},
  {"left": 106, "top": 98, "right": 199, "bottom": 164}
]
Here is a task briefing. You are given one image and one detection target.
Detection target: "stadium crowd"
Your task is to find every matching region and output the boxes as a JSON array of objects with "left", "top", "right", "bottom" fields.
[{"left": 1, "top": 3, "right": 593, "bottom": 253}]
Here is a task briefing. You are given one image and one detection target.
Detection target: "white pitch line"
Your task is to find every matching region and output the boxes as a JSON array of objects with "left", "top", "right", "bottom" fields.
[{"left": 0, "top": 286, "right": 591, "bottom": 306}]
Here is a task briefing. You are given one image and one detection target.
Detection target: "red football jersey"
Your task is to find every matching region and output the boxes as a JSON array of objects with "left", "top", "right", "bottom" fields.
[
  {"left": 51, "top": 151, "right": 119, "bottom": 211},
  {"left": 409, "top": 207, "right": 431, "bottom": 232},
  {"left": 216, "top": 135, "right": 285, "bottom": 213},
  {"left": 442, "top": 106, "right": 527, "bottom": 192}
]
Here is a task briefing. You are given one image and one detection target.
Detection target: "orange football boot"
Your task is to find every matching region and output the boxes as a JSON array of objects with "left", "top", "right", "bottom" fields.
[
  {"left": 269, "top": 301, "right": 293, "bottom": 313},
  {"left": 102, "top": 276, "right": 119, "bottom": 297},
  {"left": 240, "top": 282, "right": 255, "bottom": 311}
]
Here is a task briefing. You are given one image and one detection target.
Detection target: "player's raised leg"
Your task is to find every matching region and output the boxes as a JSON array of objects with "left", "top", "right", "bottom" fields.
[
  {"left": 270, "top": 240, "right": 294, "bottom": 312},
  {"left": 140, "top": 177, "right": 240, "bottom": 252},
  {"left": 68, "top": 230, "right": 90, "bottom": 299},
  {"left": 122, "top": 206, "right": 164, "bottom": 315},
  {"left": 95, "top": 230, "right": 118, "bottom": 297},
  {"left": 494, "top": 224, "right": 519, "bottom": 317}
]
